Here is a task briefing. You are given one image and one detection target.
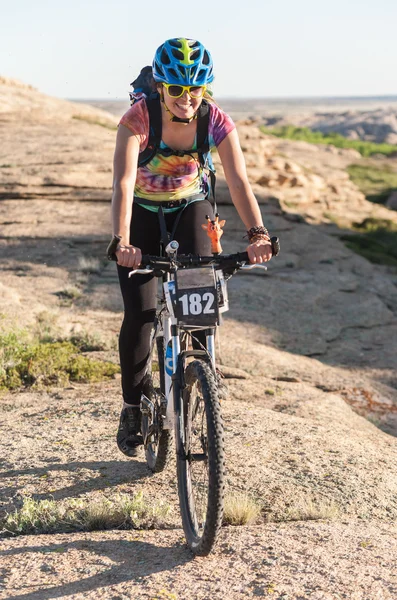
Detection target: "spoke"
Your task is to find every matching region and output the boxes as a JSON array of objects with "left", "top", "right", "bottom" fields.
[{"left": 186, "top": 382, "right": 209, "bottom": 535}]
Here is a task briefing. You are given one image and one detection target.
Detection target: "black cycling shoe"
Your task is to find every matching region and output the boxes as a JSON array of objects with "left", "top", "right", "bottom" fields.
[{"left": 116, "top": 405, "right": 144, "bottom": 457}]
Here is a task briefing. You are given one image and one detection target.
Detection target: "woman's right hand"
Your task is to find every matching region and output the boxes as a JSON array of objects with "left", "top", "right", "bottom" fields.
[{"left": 115, "top": 244, "right": 142, "bottom": 269}]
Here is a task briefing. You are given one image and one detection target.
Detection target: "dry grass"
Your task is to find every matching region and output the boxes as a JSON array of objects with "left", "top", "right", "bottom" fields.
[
  {"left": 55, "top": 287, "right": 82, "bottom": 305},
  {"left": 223, "top": 492, "right": 261, "bottom": 526},
  {"left": 77, "top": 257, "right": 103, "bottom": 274},
  {"left": 72, "top": 114, "right": 117, "bottom": 130},
  {"left": 283, "top": 495, "right": 340, "bottom": 522},
  {"left": 1, "top": 492, "right": 171, "bottom": 536},
  {"left": 33, "top": 310, "right": 60, "bottom": 342}
]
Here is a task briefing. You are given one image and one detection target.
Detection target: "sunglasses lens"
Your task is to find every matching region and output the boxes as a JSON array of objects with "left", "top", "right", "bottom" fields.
[
  {"left": 165, "top": 85, "right": 205, "bottom": 98},
  {"left": 167, "top": 85, "right": 184, "bottom": 97},
  {"left": 189, "top": 86, "right": 204, "bottom": 97}
]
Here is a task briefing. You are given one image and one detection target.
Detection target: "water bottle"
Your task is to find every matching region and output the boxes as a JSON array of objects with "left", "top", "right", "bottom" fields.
[{"left": 165, "top": 340, "right": 174, "bottom": 376}]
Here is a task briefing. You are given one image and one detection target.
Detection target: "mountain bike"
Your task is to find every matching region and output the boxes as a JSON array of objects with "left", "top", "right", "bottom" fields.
[{"left": 125, "top": 238, "right": 279, "bottom": 555}]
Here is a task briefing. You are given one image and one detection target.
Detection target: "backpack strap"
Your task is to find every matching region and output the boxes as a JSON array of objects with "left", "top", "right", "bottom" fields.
[
  {"left": 196, "top": 100, "right": 217, "bottom": 214},
  {"left": 138, "top": 93, "right": 162, "bottom": 168},
  {"left": 196, "top": 100, "right": 210, "bottom": 157}
]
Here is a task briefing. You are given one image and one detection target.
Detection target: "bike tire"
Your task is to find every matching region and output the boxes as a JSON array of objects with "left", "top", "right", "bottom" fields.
[
  {"left": 144, "top": 335, "right": 173, "bottom": 473},
  {"left": 177, "top": 359, "right": 225, "bottom": 556}
]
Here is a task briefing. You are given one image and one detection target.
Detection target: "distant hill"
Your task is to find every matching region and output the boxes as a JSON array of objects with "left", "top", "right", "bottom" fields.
[
  {"left": 77, "top": 94, "right": 397, "bottom": 144},
  {"left": 0, "top": 76, "right": 117, "bottom": 127}
]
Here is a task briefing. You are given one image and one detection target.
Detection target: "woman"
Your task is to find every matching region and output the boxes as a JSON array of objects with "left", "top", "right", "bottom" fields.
[{"left": 111, "top": 38, "right": 273, "bottom": 457}]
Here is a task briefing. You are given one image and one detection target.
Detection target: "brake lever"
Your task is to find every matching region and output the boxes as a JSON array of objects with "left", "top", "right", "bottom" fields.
[
  {"left": 128, "top": 268, "right": 154, "bottom": 277},
  {"left": 241, "top": 264, "right": 268, "bottom": 271}
]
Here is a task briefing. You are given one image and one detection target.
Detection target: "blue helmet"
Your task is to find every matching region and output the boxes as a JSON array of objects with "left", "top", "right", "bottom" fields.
[{"left": 153, "top": 38, "right": 214, "bottom": 86}]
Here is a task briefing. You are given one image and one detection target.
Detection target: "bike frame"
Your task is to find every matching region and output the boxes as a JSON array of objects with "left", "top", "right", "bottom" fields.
[
  {"left": 129, "top": 241, "right": 267, "bottom": 446},
  {"left": 157, "top": 268, "right": 216, "bottom": 431}
]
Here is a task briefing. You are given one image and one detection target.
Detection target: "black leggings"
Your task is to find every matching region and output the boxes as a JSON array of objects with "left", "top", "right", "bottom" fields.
[{"left": 117, "top": 200, "right": 214, "bottom": 405}]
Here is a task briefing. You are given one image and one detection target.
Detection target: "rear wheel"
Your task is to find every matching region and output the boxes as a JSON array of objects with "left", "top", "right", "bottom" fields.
[
  {"left": 177, "top": 359, "right": 225, "bottom": 555},
  {"left": 143, "top": 335, "right": 172, "bottom": 473}
]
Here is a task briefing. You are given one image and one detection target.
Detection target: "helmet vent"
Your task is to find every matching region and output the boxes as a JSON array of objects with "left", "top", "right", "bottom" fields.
[
  {"left": 169, "top": 39, "right": 181, "bottom": 48},
  {"left": 172, "top": 48, "right": 184, "bottom": 61},
  {"left": 155, "top": 63, "right": 165, "bottom": 77},
  {"left": 190, "top": 49, "right": 200, "bottom": 61},
  {"left": 202, "top": 51, "right": 210, "bottom": 65},
  {"left": 161, "top": 49, "right": 171, "bottom": 65},
  {"left": 177, "top": 65, "right": 186, "bottom": 77},
  {"left": 168, "top": 68, "right": 178, "bottom": 79},
  {"left": 197, "top": 68, "right": 206, "bottom": 80}
]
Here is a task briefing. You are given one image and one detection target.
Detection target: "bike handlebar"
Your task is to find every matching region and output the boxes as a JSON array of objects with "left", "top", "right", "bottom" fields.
[
  {"left": 139, "top": 251, "right": 249, "bottom": 269},
  {"left": 127, "top": 252, "right": 273, "bottom": 277},
  {"left": 107, "top": 236, "right": 280, "bottom": 267}
]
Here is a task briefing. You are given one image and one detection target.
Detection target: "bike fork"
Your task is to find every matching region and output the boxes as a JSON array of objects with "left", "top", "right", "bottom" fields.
[{"left": 205, "top": 327, "right": 216, "bottom": 370}]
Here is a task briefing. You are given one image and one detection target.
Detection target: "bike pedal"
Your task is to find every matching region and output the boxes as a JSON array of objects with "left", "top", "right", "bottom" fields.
[{"left": 140, "top": 394, "right": 154, "bottom": 416}]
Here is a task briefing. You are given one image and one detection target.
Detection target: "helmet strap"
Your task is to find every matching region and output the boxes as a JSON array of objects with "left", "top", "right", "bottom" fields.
[{"left": 160, "top": 89, "right": 197, "bottom": 124}]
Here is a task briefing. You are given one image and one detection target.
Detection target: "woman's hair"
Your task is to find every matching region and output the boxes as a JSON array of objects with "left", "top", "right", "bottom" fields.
[{"left": 204, "top": 90, "right": 219, "bottom": 106}]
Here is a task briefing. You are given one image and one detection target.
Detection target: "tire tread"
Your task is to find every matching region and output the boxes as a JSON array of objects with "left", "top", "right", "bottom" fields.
[{"left": 177, "top": 359, "right": 225, "bottom": 556}]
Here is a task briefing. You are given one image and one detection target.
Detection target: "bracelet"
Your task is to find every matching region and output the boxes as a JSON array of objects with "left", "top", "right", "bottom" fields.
[
  {"left": 246, "top": 225, "right": 270, "bottom": 242},
  {"left": 249, "top": 233, "right": 271, "bottom": 244}
]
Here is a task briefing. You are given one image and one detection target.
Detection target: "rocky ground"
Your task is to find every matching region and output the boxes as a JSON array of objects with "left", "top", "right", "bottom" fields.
[{"left": 0, "top": 78, "right": 396, "bottom": 599}]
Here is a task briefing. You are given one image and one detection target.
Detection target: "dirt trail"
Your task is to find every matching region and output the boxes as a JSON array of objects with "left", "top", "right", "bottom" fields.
[{"left": 0, "top": 79, "right": 396, "bottom": 599}]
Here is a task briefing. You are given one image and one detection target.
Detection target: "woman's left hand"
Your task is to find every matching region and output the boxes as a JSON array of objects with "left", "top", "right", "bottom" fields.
[{"left": 246, "top": 238, "right": 273, "bottom": 263}]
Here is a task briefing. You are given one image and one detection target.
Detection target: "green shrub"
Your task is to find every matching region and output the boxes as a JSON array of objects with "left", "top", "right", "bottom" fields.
[
  {"left": 346, "top": 164, "right": 397, "bottom": 204},
  {"left": 340, "top": 218, "right": 397, "bottom": 266},
  {"left": 0, "top": 333, "right": 119, "bottom": 391},
  {"left": 69, "top": 331, "right": 107, "bottom": 352},
  {"left": 260, "top": 125, "right": 397, "bottom": 157}
]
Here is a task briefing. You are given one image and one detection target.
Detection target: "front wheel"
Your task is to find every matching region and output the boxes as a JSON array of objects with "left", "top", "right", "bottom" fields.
[{"left": 177, "top": 359, "right": 225, "bottom": 556}]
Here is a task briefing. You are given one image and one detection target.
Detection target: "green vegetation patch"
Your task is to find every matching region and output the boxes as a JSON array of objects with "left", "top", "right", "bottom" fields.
[
  {"left": 0, "top": 332, "right": 119, "bottom": 391},
  {"left": 340, "top": 218, "right": 397, "bottom": 267},
  {"left": 260, "top": 125, "right": 397, "bottom": 157},
  {"left": 346, "top": 163, "right": 397, "bottom": 204},
  {"left": 1, "top": 492, "right": 171, "bottom": 536}
]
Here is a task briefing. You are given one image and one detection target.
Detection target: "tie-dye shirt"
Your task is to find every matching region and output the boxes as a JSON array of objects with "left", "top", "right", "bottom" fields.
[{"left": 119, "top": 100, "right": 235, "bottom": 202}]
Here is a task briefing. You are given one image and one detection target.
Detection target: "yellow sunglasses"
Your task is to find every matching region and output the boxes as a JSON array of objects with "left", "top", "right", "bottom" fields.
[{"left": 163, "top": 83, "right": 207, "bottom": 99}]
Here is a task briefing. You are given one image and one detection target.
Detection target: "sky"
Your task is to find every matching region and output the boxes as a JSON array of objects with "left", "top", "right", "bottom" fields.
[{"left": 1, "top": 0, "right": 396, "bottom": 100}]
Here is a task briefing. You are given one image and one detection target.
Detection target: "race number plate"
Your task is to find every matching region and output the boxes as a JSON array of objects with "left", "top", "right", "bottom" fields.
[
  {"left": 174, "top": 267, "right": 219, "bottom": 326},
  {"left": 216, "top": 269, "right": 229, "bottom": 314}
]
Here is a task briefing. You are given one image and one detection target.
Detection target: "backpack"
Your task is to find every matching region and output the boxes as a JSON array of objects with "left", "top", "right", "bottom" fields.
[{"left": 129, "top": 67, "right": 217, "bottom": 207}]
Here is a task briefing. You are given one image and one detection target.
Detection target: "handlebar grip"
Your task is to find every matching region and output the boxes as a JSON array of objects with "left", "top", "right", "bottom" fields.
[
  {"left": 237, "top": 237, "right": 280, "bottom": 262},
  {"left": 271, "top": 236, "right": 280, "bottom": 257},
  {"left": 141, "top": 255, "right": 152, "bottom": 265},
  {"left": 106, "top": 235, "right": 122, "bottom": 261}
]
